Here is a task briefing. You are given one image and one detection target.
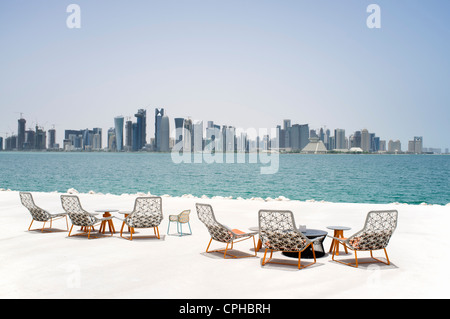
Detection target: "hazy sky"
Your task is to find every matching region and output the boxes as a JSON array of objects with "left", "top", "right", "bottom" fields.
[{"left": 1, "top": 0, "right": 449, "bottom": 149}]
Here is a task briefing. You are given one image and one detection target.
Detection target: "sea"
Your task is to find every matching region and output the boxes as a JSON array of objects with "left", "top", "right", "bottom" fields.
[{"left": 0, "top": 152, "right": 448, "bottom": 205}]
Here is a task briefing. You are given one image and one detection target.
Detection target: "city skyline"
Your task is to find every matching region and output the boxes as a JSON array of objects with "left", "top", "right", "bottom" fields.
[
  {"left": 0, "top": 108, "right": 441, "bottom": 154},
  {"left": 1, "top": 1, "right": 449, "bottom": 150}
]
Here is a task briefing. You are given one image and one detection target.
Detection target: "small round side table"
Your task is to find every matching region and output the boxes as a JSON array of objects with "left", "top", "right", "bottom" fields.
[{"left": 327, "top": 226, "right": 351, "bottom": 256}]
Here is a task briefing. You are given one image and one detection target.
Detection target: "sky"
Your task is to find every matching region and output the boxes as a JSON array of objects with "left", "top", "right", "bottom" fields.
[{"left": 1, "top": 0, "right": 449, "bottom": 150}]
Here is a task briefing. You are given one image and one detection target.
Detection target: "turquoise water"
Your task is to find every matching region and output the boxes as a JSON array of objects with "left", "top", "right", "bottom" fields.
[{"left": 0, "top": 152, "right": 448, "bottom": 205}]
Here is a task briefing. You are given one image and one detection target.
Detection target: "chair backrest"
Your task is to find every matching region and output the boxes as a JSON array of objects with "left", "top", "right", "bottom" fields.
[
  {"left": 196, "top": 203, "right": 234, "bottom": 243},
  {"left": 178, "top": 210, "right": 190, "bottom": 223},
  {"left": 60, "top": 195, "right": 97, "bottom": 227},
  {"left": 19, "top": 192, "right": 50, "bottom": 222},
  {"left": 347, "top": 210, "right": 398, "bottom": 251},
  {"left": 258, "top": 210, "right": 310, "bottom": 252},
  {"left": 126, "top": 197, "right": 163, "bottom": 228}
]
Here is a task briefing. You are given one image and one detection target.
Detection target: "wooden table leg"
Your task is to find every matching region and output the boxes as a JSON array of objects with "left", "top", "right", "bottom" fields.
[
  {"left": 256, "top": 238, "right": 262, "bottom": 252},
  {"left": 329, "top": 230, "right": 337, "bottom": 254},
  {"left": 100, "top": 212, "right": 114, "bottom": 234},
  {"left": 329, "top": 230, "right": 348, "bottom": 256}
]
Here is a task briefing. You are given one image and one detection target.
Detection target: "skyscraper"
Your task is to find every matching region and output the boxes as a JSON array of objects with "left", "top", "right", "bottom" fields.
[
  {"left": 34, "top": 125, "right": 46, "bottom": 150},
  {"left": 108, "top": 128, "right": 116, "bottom": 151},
  {"left": 125, "top": 119, "right": 133, "bottom": 150},
  {"left": 193, "top": 120, "right": 203, "bottom": 152},
  {"left": 134, "top": 109, "right": 147, "bottom": 150},
  {"left": 154, "top": 108, "right": 169, "bottom": 152},
  {"left": 290, "top": 124, "right": 309, "bottom": 151},
  {"left": 93, "top": 128, "right": 102, "bottom": 150},
  {"left": 408, "top": 136, "right": 423, "bottom": 154},
  {"left": 114, "top": 116, "right": 124, "bottom": 151},
  {"left": 132, "top": 123, "right": 139, "bottom": 151},
  {"left": 17, "top": 118, "right": 26, "bottom": 150},
  {"left": 160, "top": 113, "right": 170, "bottom": 152},
  {"left": 48, "top": 128, "right": 56, "bottom": 149},
  {"left": 174, "top": 118, "right": 184, "bottom": 150},
  {"left": 183, "top": 118, "right": 193, "bottom": 152},
  {"left": 205, "top": 121, "right": 221, "bottom": 152},
  {"left": 334, "top": 129, "right": 346, "bottom": 150},
  {"left": 361, "top": 129, "right": 370, "bottom": 152},
  {"left": 388, "top": 140, "right": 402, "bottom": 153}
]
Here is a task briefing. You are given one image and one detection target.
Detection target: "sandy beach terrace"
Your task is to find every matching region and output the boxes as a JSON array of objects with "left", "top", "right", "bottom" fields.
[{"left": 1, "top": 190, "right": 449, "bottom": 299}]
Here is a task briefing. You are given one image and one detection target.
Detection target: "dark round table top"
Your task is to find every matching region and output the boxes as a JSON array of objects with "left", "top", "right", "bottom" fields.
[{"left": 301, "top": 229, "right": 327, "bottom": 237}]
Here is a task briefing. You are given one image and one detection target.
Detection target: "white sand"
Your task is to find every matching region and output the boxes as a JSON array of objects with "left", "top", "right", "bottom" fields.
[{"left": 1, "top": 189, "right": 449, "bottom": 299}]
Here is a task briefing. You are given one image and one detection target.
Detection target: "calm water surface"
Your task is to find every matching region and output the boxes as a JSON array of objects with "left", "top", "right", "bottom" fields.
[{"left": 0, "top": 152, "right": 448, "bottom": 205}]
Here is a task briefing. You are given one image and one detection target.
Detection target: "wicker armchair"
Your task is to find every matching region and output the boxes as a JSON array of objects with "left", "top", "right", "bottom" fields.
[
  {"left": 19, "top": 192, "right": 68, "bottom": 232},
  {"left": 117, "top": 197, "right": 163, "bottom": 240},
  {"left": 167, "top": 210, "right": 192, "bottom": 236},
  {"left": 329, "top": 210, "right": 398, "bottom": 268},
  {"left": 60, "top": 195, "right": 114, "bottom": 239},
  {"left": 196, "top": 203, "right": 257, "bottom": 258},
  {"left": 258, "top": 210, "right": 320, "bottom": 269}
]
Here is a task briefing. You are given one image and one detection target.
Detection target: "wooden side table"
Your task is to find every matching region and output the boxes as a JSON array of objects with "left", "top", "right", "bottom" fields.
[
  {"left": 95, "top": 209, "right": 118, "bottom": 234},
  {"left": 327, "top": 226, "right": 351, "bottom": 256}
]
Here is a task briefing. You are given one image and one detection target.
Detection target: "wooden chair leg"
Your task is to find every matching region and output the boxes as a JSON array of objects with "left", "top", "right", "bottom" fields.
[{"left": 68, "top": 225, "right": 74, "bottom": 237}]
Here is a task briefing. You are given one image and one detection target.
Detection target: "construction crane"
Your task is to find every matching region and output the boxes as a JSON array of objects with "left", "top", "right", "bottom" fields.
[{"left": 14, "top": 112, "right": 24, "bottom": 119}]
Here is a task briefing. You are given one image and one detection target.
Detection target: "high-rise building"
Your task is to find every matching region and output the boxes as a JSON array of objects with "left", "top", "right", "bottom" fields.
[
  {"left": 193, "top": 120, "right": 203, "bottom": 152},
  {"left": 237, "top": 131, "right": 248, "bottom": 152},
  {"left": 279, "top": 119, "right": 292, "bottom": 149},
  {"left": 224, "top": 126, "right": 236, "bottom": 152},
  {"left": 125, "top": 120, "right": 133, "bottom": 150},
  {"left": 134, "top": 109, "right": 147, "bottom": 150},
  {"left": 184, "top": 118, "right": 193, "bottom": 152},
  {"left": 388, "top": 140, "right": 402, "bottom": 153},
  {"left": 174, "top": 118, "right": 184, "bottom": 149},
  {"left": 34, "top": 126, "right": 46, "bottom": 150},
  {"left": 93, "top": 128, "right": 102, "bottom": 150},
  {"left": 379, "top": 140, "right": 386, "bottom": 152},
  {"left": 369, "top": 133, "right": 376, "bottom": 152},
  {"left": 108, "top": 128, "right": 116, "bottom": 151},
  {"left": 17, "top": 118, "right": 26, "bottom": 150},
  {"left": 319, "top": 127, "right": 325, "bottom": 143},
  {"left": 325, "top": 129, "right": 331, "bottom": 150},
  {"left": 0, "top": 137, "right": 3, "bottom": 151},
  {"left": 114, "top": 116, "right": 124, "bottom": 151},
  {"left": 205, "top": 121, "right": 221, "bottom": 152},
  {"left": 290, "top": 124, "right": 309, "bottom": 151},
  {"left": 132, "top": 123, "right": 139, "bottom": 151},
  {"left": 154, "top": 108, "right": 164, "bottom": 151},
  {"left": 334, "top": 129, "right": 346, "bottom": 150},
  {"left": 160, "top": 113, "right": 170, "bottom": 152},
  {"left": 48, "top": 128, "right": 56, "bottom": 149},
  {"left": 373, "top": 136, "right": 380, "bottom": 152},
  {"left": 414, "top": 136, "right": 423, "bottom": 154},
  {"left": 408, "top": 136, "right": 423, "bottom": 154},
  {"left": 92, "top": 132, "right": 102, "bottom": 150},
  {"left": 361, "top": 129, "right": 370, "bottom": 152},
  {"left": 24, "top": 129, "right": 35, "bottom": 150}
]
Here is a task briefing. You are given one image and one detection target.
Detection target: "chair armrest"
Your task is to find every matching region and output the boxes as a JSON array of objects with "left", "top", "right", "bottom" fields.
[
  {"left": 327, "top": 235, "right": 347, "bottom": 242},
  {"left": 49, "top": 212, "right": 68, "bottom": 217}
]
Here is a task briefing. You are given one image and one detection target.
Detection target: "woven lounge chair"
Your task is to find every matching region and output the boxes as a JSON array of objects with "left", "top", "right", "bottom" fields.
[
  {"left": 258, "top": 210, "right": 322, "bottom": 269},
  {"left": 196, "top": 203, "right": 257, "bottom": 259},
  {"left": 167, "top": 210, "right": 192, "bottom": 236},
  {"left": 117, "top": 197, "right": 163, "bottom": 240},
  {"left": 19, "top": 192, "right": 69, "bottom": 232},
  {"left": 60, "top": 195, "right": 114, "bottom": 239},
  {"left": 328, "top": 210, "right": 398, "bottom": 268}
]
